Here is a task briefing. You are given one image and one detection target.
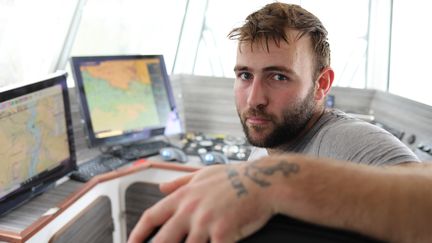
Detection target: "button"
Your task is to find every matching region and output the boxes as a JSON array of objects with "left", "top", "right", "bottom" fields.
[
  {"left": 236, "top": 152, "right": 246, "bottom": 160},
  {"left": 228, "top": 145, "right": 240, "bottom": 154},
  {"left": 197, "top": 148, "right": 207, "bottom": 154},
  {"left": 406, "top": 134, "right": 416, "bottom": 145},
  {"left": 203, "top": 153, "right": 215, "bottom": 163},
  {"left": 214, "top": 144, "right": 223, "bottom": 150},
  {"left": 422, "top": 146, "right": 431, "bottom": 153},
  {"left": 199, "top": 140, "right": 213, "bottom": 147}
]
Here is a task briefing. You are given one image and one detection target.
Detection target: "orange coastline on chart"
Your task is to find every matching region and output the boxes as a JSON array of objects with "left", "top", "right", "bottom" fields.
[{"left": 81, "top": 59, "right": 160, "bottom": 89}]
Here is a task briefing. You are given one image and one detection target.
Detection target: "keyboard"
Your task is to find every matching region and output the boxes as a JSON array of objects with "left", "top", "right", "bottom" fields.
[
  {"left": 70, "top": 140, "right": 170, "bottom": 182},
  {"left": 119, "top": 140, "right": 170, "bottom": 160},
  {"left": 70, "top": 155, "right": 128, "bottom": 182}
]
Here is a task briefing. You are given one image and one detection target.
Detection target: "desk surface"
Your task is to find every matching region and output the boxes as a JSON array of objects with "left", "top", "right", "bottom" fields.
[
  {"left": 0, "top": 133, "right": 250, "bottom": 242},
  {"left": 0, "top": 160, "right": 196, "bottom": 243},
  {"left": 0, "top": 180, "right": 83, "bottom": 233}
]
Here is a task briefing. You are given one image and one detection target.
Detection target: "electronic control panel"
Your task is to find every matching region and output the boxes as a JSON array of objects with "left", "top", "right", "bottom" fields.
[
  {"left": 181, "top": 132, "right": 252, "bottom": 161},
  {"left": 371, "top": 121, "right": 432, "bottom": 162},
  {"left": 414, "top": 142, "right": 432, "bottom": 161}
]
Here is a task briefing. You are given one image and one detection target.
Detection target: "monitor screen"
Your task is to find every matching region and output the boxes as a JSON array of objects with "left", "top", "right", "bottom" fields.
[
  {"left": 0, "top": 72, "right": 76, "bottom": 215},
  {"left": 325, "top": 94, "right": 335, "bottom": 108},
  {"left": 70, "top": 55, "right": 181, "bottom": 148}
]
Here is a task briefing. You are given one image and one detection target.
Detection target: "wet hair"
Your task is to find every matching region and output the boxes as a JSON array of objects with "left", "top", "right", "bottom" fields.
[{"left": 228, "top": 2, "right": 330, "bottom": 79}]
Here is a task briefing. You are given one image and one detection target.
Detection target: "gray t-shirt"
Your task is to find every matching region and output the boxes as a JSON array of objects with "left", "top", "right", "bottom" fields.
[{"left": 248, "top": 109, "right": 419, "bottom": 166}]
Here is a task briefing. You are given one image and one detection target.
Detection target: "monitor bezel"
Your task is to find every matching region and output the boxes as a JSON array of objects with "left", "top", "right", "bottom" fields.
[
  {"left": 0, "top": 72, "right": 76, "bottom": 215},
  {"left": 70, "top": 54, "right": 177, "bottom": 147}
]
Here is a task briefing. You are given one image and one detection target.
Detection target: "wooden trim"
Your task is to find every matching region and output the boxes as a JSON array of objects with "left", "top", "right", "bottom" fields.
[
  {"left": 1, "top": 161, "right": 198, "bottom": 242},
  {"left": 0, "top": 229, "right": 21, "bottom": 242}
]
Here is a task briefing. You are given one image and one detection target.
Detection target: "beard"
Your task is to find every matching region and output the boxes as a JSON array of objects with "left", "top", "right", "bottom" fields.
[{"left": 238, "top": 86, "right": 317, "bottom": 148}]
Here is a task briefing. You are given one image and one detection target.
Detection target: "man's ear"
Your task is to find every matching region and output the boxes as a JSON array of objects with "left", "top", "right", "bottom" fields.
[{"left": 314, "top": 67, "right": 334, "bottom": 101}]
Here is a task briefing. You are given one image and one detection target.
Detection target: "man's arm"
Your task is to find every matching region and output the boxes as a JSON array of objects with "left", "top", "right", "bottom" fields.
[
  {"left": 265, "top": 155, "right": 432, "bottom": 243},
  {"left": 128, "top": 155, "right": 432, "bottom": 243}
]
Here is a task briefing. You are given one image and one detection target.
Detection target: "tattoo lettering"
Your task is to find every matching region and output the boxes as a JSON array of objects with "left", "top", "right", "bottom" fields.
[
  {"left": 245, "top": 160, "right": 300, "bottom": 187},
  {"left": 226, "top": 167, "right": 248, "bottom": 197}
]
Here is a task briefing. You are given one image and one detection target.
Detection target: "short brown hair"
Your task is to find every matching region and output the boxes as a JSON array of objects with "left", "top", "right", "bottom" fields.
[{"left": 228, "top": 2, "right": 330, "bottom": 79}]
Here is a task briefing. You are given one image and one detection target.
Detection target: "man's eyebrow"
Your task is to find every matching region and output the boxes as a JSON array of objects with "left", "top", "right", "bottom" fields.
[
  {"left": 263, "top": 66, "right": 295, "bottom": 74},
  {"left": 233, "top": 65, "right": 248, "bottom": 72},
  {"left": 233, "top": 65, "right": 297, "bottom": 75}
]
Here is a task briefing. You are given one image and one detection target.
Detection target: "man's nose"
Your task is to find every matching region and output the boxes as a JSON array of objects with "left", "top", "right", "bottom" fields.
[{"left": 247, "top": 79, "right": 268, "bottom": 108}]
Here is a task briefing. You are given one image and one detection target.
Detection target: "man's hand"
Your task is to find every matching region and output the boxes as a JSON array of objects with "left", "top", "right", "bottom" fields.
[
  {"left": 159, "top": 172, "right": 195, "bottom": 195},
  {"left": 127, "top": 162, "right": 278, "bottom": 243}
]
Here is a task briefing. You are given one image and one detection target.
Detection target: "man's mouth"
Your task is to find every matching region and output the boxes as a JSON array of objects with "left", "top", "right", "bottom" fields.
[{"left": 245, "top": 116, "right": 272, "bottom": 126}]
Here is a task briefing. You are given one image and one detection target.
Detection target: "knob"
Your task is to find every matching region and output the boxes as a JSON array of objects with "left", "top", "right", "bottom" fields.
[{"left": 406, "top": 134, "right": 416, "bottom": 145}]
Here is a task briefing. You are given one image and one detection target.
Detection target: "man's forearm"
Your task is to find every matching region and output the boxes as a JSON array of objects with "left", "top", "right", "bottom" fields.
[{"left": 260, "top": 155, "right": 432, "bottom": 243}]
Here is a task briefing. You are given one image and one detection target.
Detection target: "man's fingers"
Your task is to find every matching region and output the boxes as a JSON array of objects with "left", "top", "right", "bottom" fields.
[
  {"left": 127, "top": 195, "right": 177, "bottom": 243},
  {"left": 128, "top": 211, "right": 161, "bottom": 243},
  {"left": 185, "top": 224, "right": 208, "bottom": 243},
  {"left": 152, "top": 210, "right": 189, "bottom": 243},
  {"left": 160, "top": 173, "right": 195, "bottom": 194}
]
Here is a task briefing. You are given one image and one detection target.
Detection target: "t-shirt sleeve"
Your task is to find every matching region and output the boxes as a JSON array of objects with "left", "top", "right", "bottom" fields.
[{"left": 317, "top": 121, "right": 420, "bottom": 166}]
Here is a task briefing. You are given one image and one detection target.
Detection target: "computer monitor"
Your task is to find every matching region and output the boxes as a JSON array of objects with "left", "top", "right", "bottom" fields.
[
  {"left": 0, "top": 72, "right": 76, "bottom": 216},
  {"left": 70, "top": 55, "right": 181, "bottom": 148}
]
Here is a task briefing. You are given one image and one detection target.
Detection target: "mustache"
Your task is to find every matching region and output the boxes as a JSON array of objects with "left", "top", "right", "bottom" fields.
[{"left": 242, "top": 107, "right": 274, "bottom": 120}]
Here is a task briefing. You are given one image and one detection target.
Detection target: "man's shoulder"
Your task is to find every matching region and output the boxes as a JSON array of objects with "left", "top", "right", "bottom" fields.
[
  {"left": 318, "top": 109, "right": 381, "bottom": 134},
  {"left": 316, "top": 110, "right": 420, "bottom": 165}
]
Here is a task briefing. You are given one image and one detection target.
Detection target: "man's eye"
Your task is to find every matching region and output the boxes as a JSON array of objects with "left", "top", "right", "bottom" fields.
[
  {"left": 273, "top": 74, "right": 288, "bottom": 81},
  {"left": 239, "top": 72, "right": 252, "bottom": 80}
]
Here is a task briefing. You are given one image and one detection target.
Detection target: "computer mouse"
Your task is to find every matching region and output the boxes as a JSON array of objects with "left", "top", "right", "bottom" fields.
[
  {"left": 199, "top": 151, "right": 229, "bottom": 165},
  {"left": 159, "top": 147, "right": 188, "bottom": 163}
]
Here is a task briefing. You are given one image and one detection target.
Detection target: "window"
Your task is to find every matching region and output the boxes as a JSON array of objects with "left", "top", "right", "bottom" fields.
[
  {"left": 182, "top": 0, "right": 370, "bottom": 89},
  {"left": 389, "top": 0, "right": 432, "bottom": 105},
  {"left": 1, "top": 0, "right": 431, "bottom": 107},
  {"left": 68, "top": 0, "right": 187, "bottom": 86},
  {"left": 0, "top": 0, "right": 78, "bottom": 87}
]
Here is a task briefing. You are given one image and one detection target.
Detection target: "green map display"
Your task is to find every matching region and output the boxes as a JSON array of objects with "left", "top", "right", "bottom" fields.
[
  {"left": 80, "top": 59, "right": 170, "bottom": 138},
  {"left": 0, "top": 85, "right": 69, "bottom": 197}
]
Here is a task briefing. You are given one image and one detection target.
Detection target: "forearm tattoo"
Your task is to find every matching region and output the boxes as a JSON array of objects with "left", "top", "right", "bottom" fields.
[
  {"left": 226, "top": 160, "right": 300, "bottom": 197},
  {"left": 245, "top": 160, "right": 299, "bottom": 187},
  {"left": 226, "top": 167, "right": 248, "bottom": 197}
]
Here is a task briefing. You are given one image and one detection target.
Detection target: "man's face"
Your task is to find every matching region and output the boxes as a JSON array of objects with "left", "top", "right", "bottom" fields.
[{"left": 234, "top": 31, "right": 319, "bottom": 148}]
